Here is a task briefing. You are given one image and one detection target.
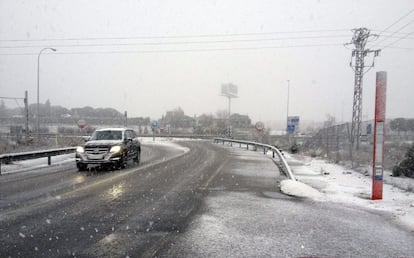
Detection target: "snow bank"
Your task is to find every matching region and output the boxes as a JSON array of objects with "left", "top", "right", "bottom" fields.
[
  {"left": 280, "top": 179, "right": 323, "bottom": 199},
  {"left": 140, "top": 138, "right": 190, "bottom": 153},
  {"left": 1, "top": 154, "right": 75, "bottom": 175},
  {"left": 285, "top": 153, "right": 414, "bottom": 231}
]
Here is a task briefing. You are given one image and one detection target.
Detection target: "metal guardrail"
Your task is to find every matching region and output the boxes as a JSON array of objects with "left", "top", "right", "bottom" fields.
[
  {"left": 0, "top": 136, "right": 287, "bottom": 177},
  {"left": 138, "top": 134, "right": 220, "bottom": 139},
  {"left": 0, "top": 147, "right": 76, "bottom": 175},
  {"left": 213, "top": 138, "right": 296, "bottom": 180}
]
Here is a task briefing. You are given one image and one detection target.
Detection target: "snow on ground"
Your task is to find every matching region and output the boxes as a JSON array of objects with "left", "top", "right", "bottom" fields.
[
  {"left": 138, "top": 137, "right": 190, "bottom": 153},
  {"left": 0, "top": 153, "right": 75, "bottom": 175},
  {"left": 280, "top": 179, "right": 323, "bottom": 199},
  {"left": 283, "top": 152, "right": 414, "bottom": 231}
]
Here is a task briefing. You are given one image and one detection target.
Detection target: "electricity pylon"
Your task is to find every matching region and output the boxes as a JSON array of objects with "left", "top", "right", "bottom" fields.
[{"left": 348, "top": 28, "right": 380, "bottom": 150}]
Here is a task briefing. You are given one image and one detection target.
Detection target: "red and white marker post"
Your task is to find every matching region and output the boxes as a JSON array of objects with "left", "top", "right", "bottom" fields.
[{"left": 372, "top": 71, "right": 387, "bottom": 200}]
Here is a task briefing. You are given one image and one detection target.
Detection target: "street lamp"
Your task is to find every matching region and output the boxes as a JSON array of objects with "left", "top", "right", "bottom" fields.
[
  {"left": 37, "top": 47, "right": 56, "bottom": 143},
  {"left": 286, "top": 80, "right": 290, "bottom": 135}
]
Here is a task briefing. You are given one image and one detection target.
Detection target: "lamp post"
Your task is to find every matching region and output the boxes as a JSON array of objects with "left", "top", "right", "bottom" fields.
[
  {"left": 286, "top": 80, "right": 290, "bottom": 134},
  {"left": 37, "top": 47, "right": 56, "bottom": 143}
]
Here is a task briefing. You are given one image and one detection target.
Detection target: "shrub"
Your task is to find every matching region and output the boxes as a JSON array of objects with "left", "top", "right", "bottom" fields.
[
  {"left": 393, "top": 144, "right": 414, "bottom": 178},
  {"left": 290, "top": 142, "right": 299, "bottom": 154}
]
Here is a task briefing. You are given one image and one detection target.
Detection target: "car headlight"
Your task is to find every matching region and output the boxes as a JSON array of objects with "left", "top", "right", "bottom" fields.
[
  {"left": 76, "top": 146, "right": 85, "bottom": 153},
  {"left": 110, "top": 145, "right": 122, "bottom": 153}
]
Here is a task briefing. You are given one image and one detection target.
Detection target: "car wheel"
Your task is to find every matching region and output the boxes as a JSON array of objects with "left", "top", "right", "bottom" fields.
[
  {"left": 133, "top": 150, "right": 140, "bottom": 164},
  {"left": 118, "top": 155, "right": 127, "bottom": 169},
  {"left": 77, "top": 163, "right": 87, "bottom": 171}
]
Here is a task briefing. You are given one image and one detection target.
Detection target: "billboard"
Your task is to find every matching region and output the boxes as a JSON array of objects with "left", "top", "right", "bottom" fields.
[{"left": 221, "top": 83, "right": 238, "bottom": 98}]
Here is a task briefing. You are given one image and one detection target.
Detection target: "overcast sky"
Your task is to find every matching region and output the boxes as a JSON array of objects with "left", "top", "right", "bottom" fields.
[{"left": 0, "top": 0, "right": 413, "bottom": 128}]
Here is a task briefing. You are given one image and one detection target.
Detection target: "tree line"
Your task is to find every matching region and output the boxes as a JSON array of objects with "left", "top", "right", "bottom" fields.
[{"left": 389, "top": 118, "right": 414, "bottom": 135}]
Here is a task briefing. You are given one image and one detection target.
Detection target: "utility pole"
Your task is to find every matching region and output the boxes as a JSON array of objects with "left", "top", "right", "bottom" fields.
[
  {"left": 124, "top": 111, "right": 128, "bottom": 127},
  {"left": 286, "top": 80, "right": 290, "bottom": 134},
  {"left": 37, "top": 47, "right": 56, "bottom": 143},
  {"left": 221, "top": 83, "right": 238, "bottom": 138},
  {"left": 24, "top": 91, "right": 29, "bottom": 140},
  {"left": 348, "top": 28, "right": 380, "bottom": 150}
]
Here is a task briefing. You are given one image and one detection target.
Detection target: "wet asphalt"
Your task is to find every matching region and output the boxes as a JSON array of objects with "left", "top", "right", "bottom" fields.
[{"left": 1, "top": 141, "right": 413, "bottom": 257}]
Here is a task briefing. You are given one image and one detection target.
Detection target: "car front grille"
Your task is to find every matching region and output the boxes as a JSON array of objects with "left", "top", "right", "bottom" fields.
[{"left": 85, "top": 146, "right": 110, "bottom": 155}]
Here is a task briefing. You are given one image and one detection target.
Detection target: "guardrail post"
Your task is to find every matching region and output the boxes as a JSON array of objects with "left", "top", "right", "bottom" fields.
[
  {"left": 230, "top": 142, "right": 232, "bottom": 147},
  {"left": 247, "top": 144, "right": 249, "bottom": 150},
  {"left": 48, "top": 156, "right": 51, "bottom": 166},
  {"left": 0, "top": 163, "right": 2, "bottom": 175},
  {"left": 263, "top": 148, "right": 266, "bottom": 155},
  {"left": 239, "top": 143, "right": 241, "bottom": 148},
  {"left": 273, "top": 151, "right": 275, "bottom": 158}
]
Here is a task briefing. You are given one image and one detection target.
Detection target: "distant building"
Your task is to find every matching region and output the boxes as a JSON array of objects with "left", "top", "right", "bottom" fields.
[
  {"left": 159, "top": 107, "right": 195, "bottom": 128},
  {"left": 230, "top": 113, "right": 251, "bottom": 128}
]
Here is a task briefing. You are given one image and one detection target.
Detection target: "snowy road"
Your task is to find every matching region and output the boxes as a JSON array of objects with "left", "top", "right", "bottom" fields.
[
  {"left": 0, "top": 140, "right": 229, "bottom": 257},
  {"left": 159, "top": 144, "right": 414, "bottom": 257},
  {"left": 1, "top": 140, "right": 414, "bottom": 257}
]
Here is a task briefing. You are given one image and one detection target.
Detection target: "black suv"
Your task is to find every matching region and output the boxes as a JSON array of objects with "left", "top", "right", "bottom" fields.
[{"left": 75, "top": 128, "right": 141, "bottom": 171}]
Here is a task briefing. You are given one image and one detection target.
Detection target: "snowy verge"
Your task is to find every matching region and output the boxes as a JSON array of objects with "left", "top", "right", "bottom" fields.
[
  {"left": 140, "top": 138, "right": 190, "bottom": 153},
  {"left": 139, "top": 137, "right": 206, "bottom": 143},
  {"left": 0, "top": 154, "right": 75, "bottom": 175},
  {"left": 284, "top": 153, "right": 414, "bottom": 231}
]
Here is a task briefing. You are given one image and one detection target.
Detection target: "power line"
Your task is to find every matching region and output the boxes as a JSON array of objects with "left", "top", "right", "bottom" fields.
[
  {"left": 381, "top": 30, "right": 414, "bottom": 50},
  {"left": 0, "top": 34, "right": 350, "bottom": 49},
  {"left": 372, "top": 30, "right": 414, "bottom": 40},
  {"left": 0, "top": 96, "right": 25, "bottom": 100},
  {"left": 375, "top": 8, "right": 414, "bottom": 36},
  {"left": 0, "top": 42, "right": 344, "bottom": 56},
  {"left": 0, "top": 29, "right": 350, "bottom": 43},
  {"left": 370, "top": 9, "right": 414, "bottom": 48},
  {"left": 373, "top": 18, "right": 414, "bottom": 48},
  {"left": 381, "top": 34, "right": 414, "bottom": 40},
  {"left": 378, "top": 45, "right": 414, "bottom": 50}
]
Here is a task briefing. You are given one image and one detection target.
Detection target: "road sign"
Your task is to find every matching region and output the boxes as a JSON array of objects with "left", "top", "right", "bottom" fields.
[
  {"left": 255, "top": 121, "right": 264, "bottom": 132},
  {"left": 77, "top": 119, "right": 87, "bottom": 129},
  {"left": 287, "top": 116, "right": 299, "bottom": 134},
  {"left": 287, "top": 124, "right": 295, "bottom": 133},
  {"left": 151, "top": 120, "right": 158, "bottom": 129},
  {"left": 288, "top": 116, "right": 299, "bottom": 124}
]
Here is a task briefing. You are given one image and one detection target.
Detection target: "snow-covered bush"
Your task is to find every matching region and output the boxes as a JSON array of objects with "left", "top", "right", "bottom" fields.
[
  {"left": 289, "top": 142, "right": 299, "bottom": 154},
  {"left": 393, "top": 144, "right": 414, "bottom": 178}
]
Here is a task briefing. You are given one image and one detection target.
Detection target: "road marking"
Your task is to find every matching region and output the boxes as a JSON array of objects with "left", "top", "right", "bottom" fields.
[{"left": 199, "top": 158, "right": 228, "bottom": 190}]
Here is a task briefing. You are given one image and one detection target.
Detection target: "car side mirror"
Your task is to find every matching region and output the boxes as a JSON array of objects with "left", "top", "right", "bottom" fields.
[{"left": 82, "top": 136, "right": 90, "bottom": 142}]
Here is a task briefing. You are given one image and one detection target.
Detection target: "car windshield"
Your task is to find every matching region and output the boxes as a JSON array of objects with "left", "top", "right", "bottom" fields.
[{"left": 90, "top": 130, "right": 122, "bottom": 141}]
